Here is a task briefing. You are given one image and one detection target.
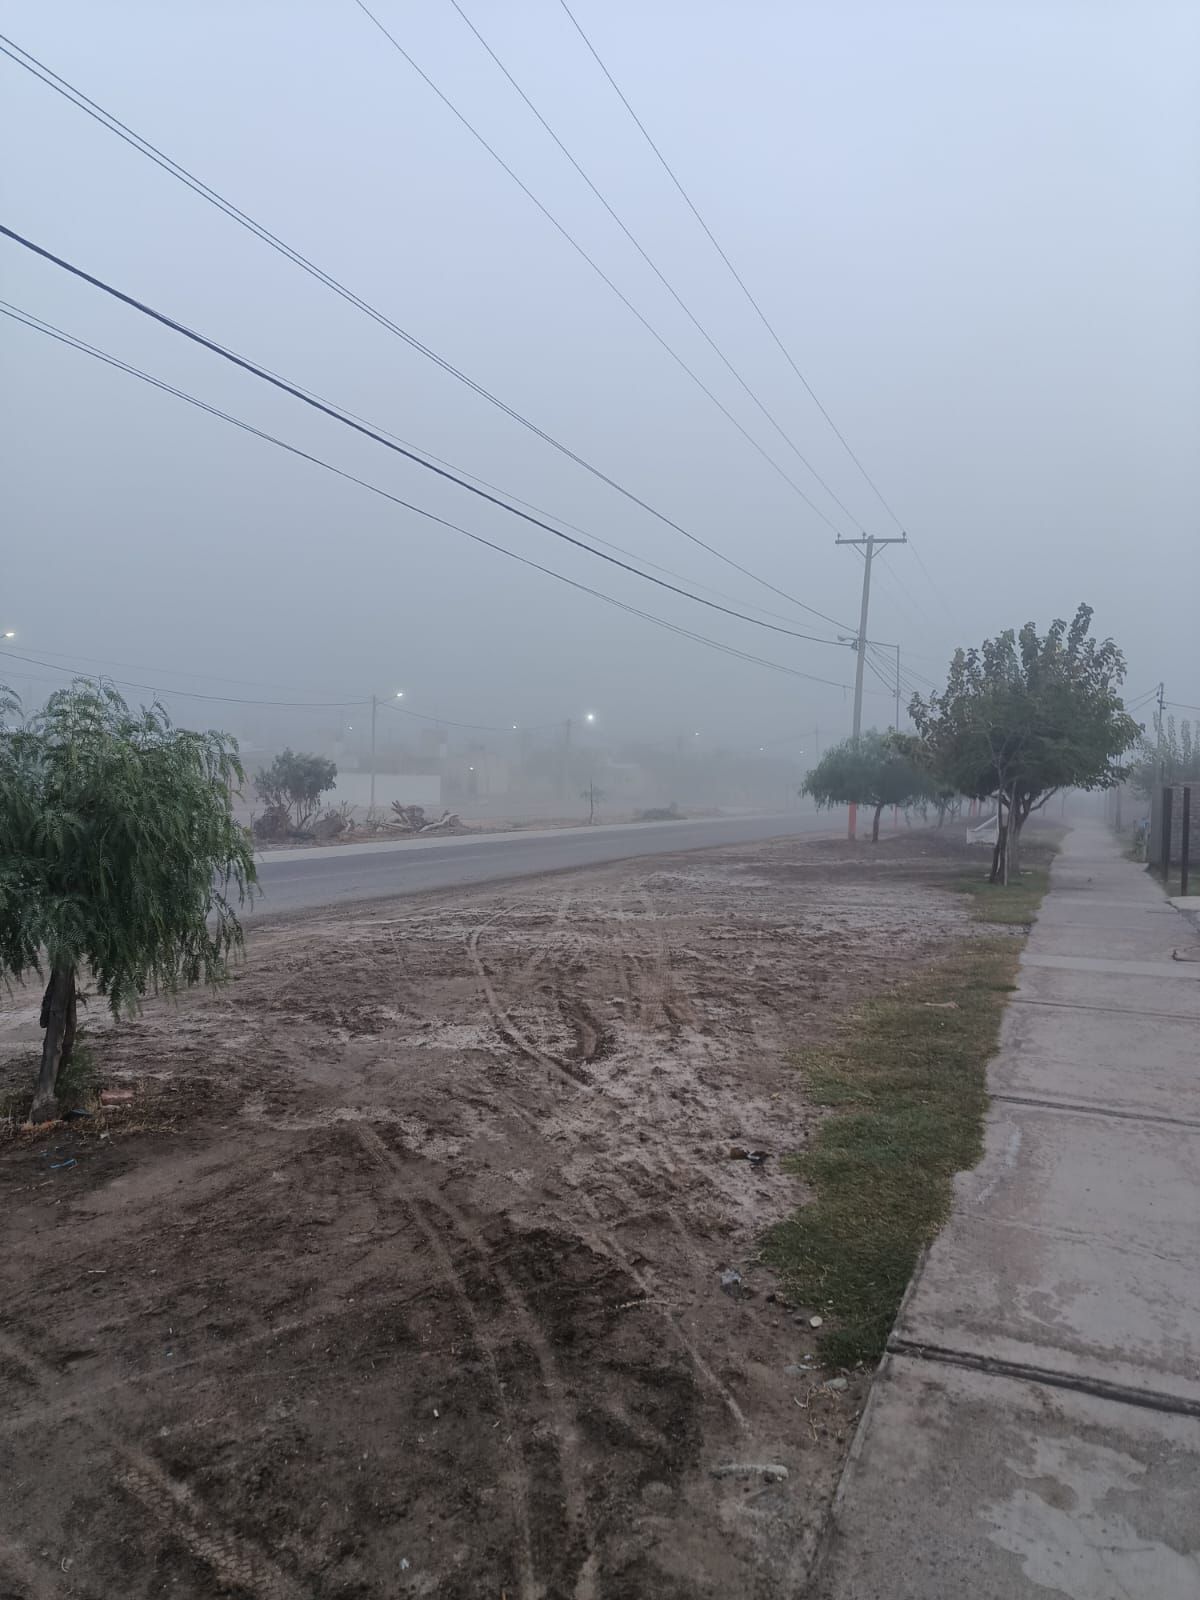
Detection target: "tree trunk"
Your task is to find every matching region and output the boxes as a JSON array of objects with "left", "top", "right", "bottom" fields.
[
  {"left": 31, "top": 963, "right": 75, "bottom": 1123},
  {"left": 990, "top": 790, "right": 1012, "bottom": 885},
  {"left": 871, "top": 801, "right": 884, "bottom": 843}
]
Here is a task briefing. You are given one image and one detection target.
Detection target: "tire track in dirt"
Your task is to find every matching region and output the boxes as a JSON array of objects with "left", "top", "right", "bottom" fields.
[
  {"left": 350, "top": 1125, "right": 540, "bottom": 1600},
  {"left": 0, "top": 1331, "right": 310, "bottom": 1600},
  {"left": 0, "top": 1534, "right": 61, "bottom": 1600},
  {"left": 467, "top": 885, "right": 751, "bottom": 1439},
  {"left": 519, "top": 891, "right": 575, "bottom": 979},
  {"left": 353, "top": 1124, "right": 598, "bottom": 1599},
  {"left": 467, "top": 914, "right": 593, "bottom": 1089}
]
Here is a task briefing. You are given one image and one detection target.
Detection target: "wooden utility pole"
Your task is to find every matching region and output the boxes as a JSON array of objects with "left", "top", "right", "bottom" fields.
[
  {"left": 836, "top": 533, "right": 907, "bottom": 837},
  {"left": 369, "top": 693, "right": 377, "bottom": 813}
]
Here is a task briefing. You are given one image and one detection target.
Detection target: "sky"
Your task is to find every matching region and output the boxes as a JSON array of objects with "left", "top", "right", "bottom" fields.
[{"left": 2, "top": 0, "right": 1197, "bottom": 754}]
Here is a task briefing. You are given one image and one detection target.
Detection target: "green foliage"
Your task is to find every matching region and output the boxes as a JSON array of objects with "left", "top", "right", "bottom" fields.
[
  {"left": 802, "top": 730, "right": 931, "bottom": 837},
  {"left": 0, "top": 679, "right": 256, "bottom": 1018},
  {"left": 910, "top": 604, "right": 1139, "bottom": 878},
  {"left": 254, "top": 748, "right": 337, "bottom": 829},
  {"left": 911, "top": 605, "right": 1138, "bottom": 807},
  {"left": 1127, "top": 716, "right": 1200, "bottom": 799}
]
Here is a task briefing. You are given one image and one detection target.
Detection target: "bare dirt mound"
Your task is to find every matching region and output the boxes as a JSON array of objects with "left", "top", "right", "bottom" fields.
[{"left": 0, "top": 829, "right": 988, "bottom": 1597}]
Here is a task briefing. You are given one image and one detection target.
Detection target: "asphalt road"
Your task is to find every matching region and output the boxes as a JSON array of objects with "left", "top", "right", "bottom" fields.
[{"left": 249, "top": 811, "right": 835, "bottom": 919}]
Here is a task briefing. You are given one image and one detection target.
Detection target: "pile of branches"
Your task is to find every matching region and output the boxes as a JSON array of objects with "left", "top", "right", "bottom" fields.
[{"left": 390, "top": 803, "right": 463, "bottom": 834}]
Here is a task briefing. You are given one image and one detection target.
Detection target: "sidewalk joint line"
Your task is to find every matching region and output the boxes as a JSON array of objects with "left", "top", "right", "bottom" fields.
[
  {"left": 887, "top": 1339, "right": 1200, "bottom": 1420},
  {"left": 990, "top": 1092, "right": 1200, "bottom": 1131},
  {"left": 1010, "top": 997, "right": 1200, "bottom": 1023}
]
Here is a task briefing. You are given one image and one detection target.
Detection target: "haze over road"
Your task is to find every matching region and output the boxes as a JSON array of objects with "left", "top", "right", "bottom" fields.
[{"left": 250, "top": 811, "right": 834, "bottom": 918}]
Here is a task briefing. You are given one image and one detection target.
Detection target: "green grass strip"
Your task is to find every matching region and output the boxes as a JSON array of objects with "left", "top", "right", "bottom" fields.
[{"left": 762, "top": 858, "right": 1054, "bottom": 1366}]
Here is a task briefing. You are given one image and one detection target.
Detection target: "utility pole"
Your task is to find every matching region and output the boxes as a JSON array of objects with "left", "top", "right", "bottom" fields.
[
  {"left": 369, "top": 693, "right": 377, "bottom": 814},
  {"left": 1157, "top": 682, "right": 1166, "bottom": 780},
  {"left": 893, "top": 645, "right": 901, "bottom": 733},
  {"left": 560, "top": 717, "right": 571, "bottom": 804},
  {"left": 835, "top": 533, "right": 907, "bottom": 837}
]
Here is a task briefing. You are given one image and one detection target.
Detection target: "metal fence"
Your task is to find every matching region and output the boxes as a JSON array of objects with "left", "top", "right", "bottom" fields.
[{"left": 1149, "top": 783, "right": 1196, "bottom": 894}]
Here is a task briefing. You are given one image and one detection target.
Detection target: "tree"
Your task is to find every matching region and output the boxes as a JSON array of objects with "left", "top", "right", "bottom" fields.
[
  {"left": 1127, "top": 715, "right": 1200, "bottom": 799},
  {"left": 580, "top": 781, "right": 606, "bottom": 824},
  {"left": 910, "top": 605, "right": 1140, "bottom": 883},
  {"left": 0, "top": 681, "right": 256, "bottom": 1122},
  {"left": 254, "top": 748, "right": 336, "bottom": 831},
  {"left": 802, "top": 730, "right": 931, "bottom": 842}
]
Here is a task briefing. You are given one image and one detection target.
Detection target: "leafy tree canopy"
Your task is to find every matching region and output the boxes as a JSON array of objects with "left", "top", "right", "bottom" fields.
[
  {"left": 254, "top": 748, "right": 337, "bottom": 829},
  {"left": 1127, "top": 715, "right": 1200, "bottom": 799},
  {"left": 802, "top": 730, "right": 932, "bottom": 840},
  {"left": 910, "top": 604, "right": 1140, "bottom": 879},
  {"left": 0, "top": 681, "right": 256, "bottom": 1120}
]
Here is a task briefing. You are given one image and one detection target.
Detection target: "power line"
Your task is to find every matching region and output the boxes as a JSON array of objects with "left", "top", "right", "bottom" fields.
[
  {"left": 444, "top": 0, "right": 863, "bottom": 535},
  {"left": 0, "top": 32, "right": 852, "bottom": 632},
  {"left": 1, "top": 301, "right": 860, "bottom": 693},
  {"left": 905, "top": 537, "right": 959, "bottom": 627},
  {"left": 1125, "top": 685, "right": 1161, "bottom": 711},
  {"left": 555, "top": 0, "right": 907, "bottom": 535},
  {"left": 0, "top": 635, "right": 364, "bottom": 703},
  {"left": 871, "top": 548, "right": 937, "bottom": 631},
  {"left": 0, "top": 232, "right": 847, "bottom": 651},
  {"left": 348, "top": 0, "right": 852, "bottom": 539},
  {"left": 554, "top": 3, "right": 968, "bottom": 635},
  {"left": 0, "top": 647, "right": 368, "bottom": 709}
]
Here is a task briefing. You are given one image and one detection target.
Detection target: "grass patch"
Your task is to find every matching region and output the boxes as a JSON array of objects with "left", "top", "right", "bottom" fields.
[
  {"left": 761, "top": 822, "right": 1061, "bottom": 1370},
  {"left": 762, "top": 939, "right": 1023, "bottom": 1366},
  {"left": 953, "top": 865, "right": 1050, "bottom": 925}
]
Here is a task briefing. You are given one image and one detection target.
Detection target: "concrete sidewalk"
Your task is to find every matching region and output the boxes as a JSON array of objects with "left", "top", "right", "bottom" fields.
[{"left": 816, "top": 823, "right": 1200, "bottom": 1599}]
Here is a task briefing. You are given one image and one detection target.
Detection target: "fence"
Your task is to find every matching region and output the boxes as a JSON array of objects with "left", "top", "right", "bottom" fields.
[{"left": 1149, "top": 783, "right": 1197, "bottom": 894}]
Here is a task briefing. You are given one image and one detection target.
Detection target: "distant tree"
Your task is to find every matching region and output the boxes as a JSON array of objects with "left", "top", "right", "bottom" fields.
[
  {"left": 254, "top": 748, "right": 337, "bottom": 830},
  {"left": 0, "top": 681, "right": 256, "bottom": 1122},
  {"left": 910, "top": 605, "right": 1139, "bottom": 883},
  {"left": 1127, "top": 715, "right": 1200, "bottom": 799},
  {"left": 580, "top": 781, "right": 607, "bottom": 824},
  {"left": 802, "top": 730, "right": 931, "bottom": 842}
]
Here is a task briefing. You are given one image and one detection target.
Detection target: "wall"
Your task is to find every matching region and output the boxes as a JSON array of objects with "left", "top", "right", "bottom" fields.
[{"left": 330, "top": 773, "right": 441, "bottom": 815}]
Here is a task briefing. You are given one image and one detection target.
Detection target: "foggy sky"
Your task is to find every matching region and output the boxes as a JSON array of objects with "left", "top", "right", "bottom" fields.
[{"left": 3, "top": 0, "right": 1197, "bottom": 752}]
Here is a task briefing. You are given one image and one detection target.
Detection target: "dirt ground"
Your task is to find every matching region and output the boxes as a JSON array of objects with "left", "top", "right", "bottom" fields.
[{"left": 0, "top": 828, "right": 994, "bottom": 1599}]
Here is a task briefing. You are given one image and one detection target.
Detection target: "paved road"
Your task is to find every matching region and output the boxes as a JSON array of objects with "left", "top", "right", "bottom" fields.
[{"left": 250, "top": 811, "right": 832, "bottom": 919}]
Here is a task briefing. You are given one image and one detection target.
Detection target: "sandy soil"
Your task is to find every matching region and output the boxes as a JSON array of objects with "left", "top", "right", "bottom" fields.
[{"left": 0, "top": 829, "right": 989, "bottom": 1599}]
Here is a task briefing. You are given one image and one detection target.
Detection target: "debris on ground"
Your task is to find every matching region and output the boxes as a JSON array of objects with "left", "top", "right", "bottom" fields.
[{"left": 710, "top": 1462, "right": 790, "bottom": 1483}]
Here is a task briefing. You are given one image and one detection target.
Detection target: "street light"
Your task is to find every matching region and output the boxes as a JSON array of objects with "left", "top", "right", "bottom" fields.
[
  {"left": 584, "top": 711, "right": 596, "bottom": 724},
  {"left": 395, "top": 690, "right": 404, "bottom": 699},
  {"left": 2, "top": 630, "right": 14, "bottom": 640}
]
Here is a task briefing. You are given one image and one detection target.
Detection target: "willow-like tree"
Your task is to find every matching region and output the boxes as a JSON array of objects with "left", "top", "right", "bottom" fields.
[
  {"left": 802, "top": 730, "right": 931, "bottom": 841},
  {"left": 0, "top": 682, "right": 256, "bottom": 1122}
]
